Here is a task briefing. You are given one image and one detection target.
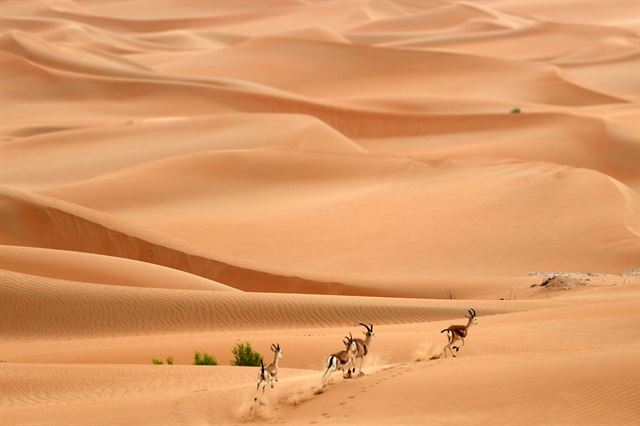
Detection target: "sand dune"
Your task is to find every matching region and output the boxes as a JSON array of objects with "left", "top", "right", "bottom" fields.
[
  {"left": 357, "top": 112, "right": 640, "bottom": 190},
  {"left": 0, "top": 114, "right": 367, "bottom": 190},
  {"left": 563, "top": 57, "right": 640, "bottom": 100},
  {"left": 365, "top": 21, "right": 639, "bottom": 62},
  {"left": 485, "top": 0, "right": 640, "bottom": 31},
  {"left": 36, "top": 148, "right": 640, "bottom": 274},
  {"left": 159, "top": 36, "right": 625, "bottom": 105},
  {"left": 2, "top": 152, "right": 637, "bottom": 293},
  {"left": 0, "top": 267, "right": 533, "bottom": 339},
  {"left": 1, "top": 0, "right": 639, "bottom": 424},
  {"left": 2, "top": 294, "right": 638, "bottom": 424},
  {"left": 0, "top": 245, "right": 235, "bottom": 291},
  {"left": 278, "top": 347, "right": 640, "bottom": 425}
]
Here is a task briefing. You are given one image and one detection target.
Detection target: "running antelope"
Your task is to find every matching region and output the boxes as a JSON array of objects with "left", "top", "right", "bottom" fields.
[
  {"left": 441, "top": 308, "right": 478, "bottom": 358},
  {"left": 321, "top": 333, "right": 357, "bottom": 387},
  {"left": 352, "top": 323, "right": 375, "bottom": 375},
  {"left": 256, "top": 343, "right": 283, "bottom": 396}
]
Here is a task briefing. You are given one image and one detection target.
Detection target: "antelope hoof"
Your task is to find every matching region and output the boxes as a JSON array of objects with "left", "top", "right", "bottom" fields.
[{"left": 358, "top": 371, "right": 365, "bottom": 377}]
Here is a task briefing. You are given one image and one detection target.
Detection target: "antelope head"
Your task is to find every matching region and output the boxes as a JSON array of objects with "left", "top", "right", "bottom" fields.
[
  {"left": 358, "top": 322, "right": 375, "bottom": 339},
  {"left": 271, "top": 343, "right": 283, "bottom": 359},
  {"left": 466, "top": 308, "right": 478, "bottom": 326},
  {"left": 343, "top": 333, "right": 357, "bottom": 353}
]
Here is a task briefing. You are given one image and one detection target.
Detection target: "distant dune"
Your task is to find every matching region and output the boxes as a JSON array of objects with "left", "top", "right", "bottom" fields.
[{"left": 1, "top": 0, "right": 638, "bottom": 424}]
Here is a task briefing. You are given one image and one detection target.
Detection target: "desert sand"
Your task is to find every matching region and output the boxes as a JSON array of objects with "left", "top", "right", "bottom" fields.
[{"left": 1, "top": 0, "right": 639, "bottom": 425}]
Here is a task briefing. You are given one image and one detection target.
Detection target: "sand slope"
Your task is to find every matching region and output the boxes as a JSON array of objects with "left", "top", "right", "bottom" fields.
[
  {"left": 2, "top": 290, "right": 638, "bottom": 424},
  {"left": 0, "top": 245, "right": 235, "bottom": 291},
  {"left": 1, "top": 0, "right": 639, "bottom": 424}
]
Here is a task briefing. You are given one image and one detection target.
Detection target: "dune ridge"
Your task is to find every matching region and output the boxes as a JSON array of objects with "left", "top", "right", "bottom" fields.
[
  {"left": 0, "top": 268, "right": 531, "bottom": 339},
  {"left": 0, "top": 245, "right": 236, "bottom": 292},
  {"left": 0, "top": 186, "right": 391, "bottom": 296}
]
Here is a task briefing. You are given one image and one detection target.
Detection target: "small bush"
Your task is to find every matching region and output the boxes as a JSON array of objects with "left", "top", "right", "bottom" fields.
[
  {"left": 231, "top": 342, "right": 263, "bottom": 366},
  {"left": 152, "top": 358, "right": 163, "bottom": 365},
  {"left": 511, "top": 107, "right": 521, "bottom": 114},
  {"left": 166, "top": 356, "right": 174, "bottom": 365},
  {"left": 194, "top": 351, "right": 217, "bottom": 365}
]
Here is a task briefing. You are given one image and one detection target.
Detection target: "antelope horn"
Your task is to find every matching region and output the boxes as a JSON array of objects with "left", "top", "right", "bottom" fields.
[
  {"left": 471, "top": 308, "right": 477, "bottom": 317},
  {"left": 358, "top": 322, "right": 372, "bottom": 332},
  {"left": 271, "top": 344, "right": 276, "bottom": 351}
]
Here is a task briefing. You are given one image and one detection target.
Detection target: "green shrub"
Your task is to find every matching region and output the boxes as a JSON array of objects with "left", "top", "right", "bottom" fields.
[
  {"left": 231, "top": 342, "right": 263, "bottom": 366},
  {"left": 511, "top": 107, "right": 521, "bottom": 114},
  {"left": 152, "top": 358, "right": 163, "bottom": 365},
  {"left": 166, "top": 356, "right": 174, "bottom": 365},
  {"left": 193, "top": 351, "right": 217, "bottom": 365}
]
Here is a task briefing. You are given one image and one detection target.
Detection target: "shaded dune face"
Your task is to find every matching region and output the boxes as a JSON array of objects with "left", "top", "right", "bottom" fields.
[{"left": 1, "top": 1, "right": 639, "bottom": 424}]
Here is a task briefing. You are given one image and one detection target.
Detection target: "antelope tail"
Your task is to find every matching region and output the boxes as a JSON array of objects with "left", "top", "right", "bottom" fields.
[
  {"left": 326, "top": 355, "right": 336, "bottom": 369},
  {"left": 323, "top": 355, "right": 336, "bottom": 380},
  {"left": 321, "top": 355, "right": 336, "bottom": 387}
]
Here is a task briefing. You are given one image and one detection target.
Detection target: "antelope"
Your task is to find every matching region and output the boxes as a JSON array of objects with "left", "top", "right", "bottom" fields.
[
  {"left": 256, "top": 343, "right": 283, "bottom": 396},
  {"left": 441, "top": 308, "right": 478, "bottom": 358},
  {"left": 321, "top": 333, "right": 357, "bottom": 387},
  {"left": 352, "top": 323, "right": 374, "bottom": 376}
]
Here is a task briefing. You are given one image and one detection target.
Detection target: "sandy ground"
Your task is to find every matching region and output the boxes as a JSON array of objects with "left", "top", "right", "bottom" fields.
[{"left": 1, "top": 0, "right": 639, "bottom": 425}]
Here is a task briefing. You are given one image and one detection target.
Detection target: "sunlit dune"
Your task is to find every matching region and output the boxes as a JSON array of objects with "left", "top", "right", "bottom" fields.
[{"left": 1, "top": 0, "right": 638, "bottom": 424}]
